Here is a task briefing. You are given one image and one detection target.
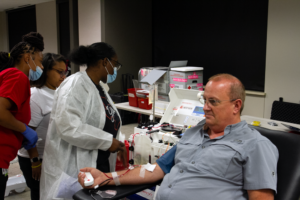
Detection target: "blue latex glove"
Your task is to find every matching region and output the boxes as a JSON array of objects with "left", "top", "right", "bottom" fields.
[{"left": 22, "top": 124, "right": 38, "bottom": 150}]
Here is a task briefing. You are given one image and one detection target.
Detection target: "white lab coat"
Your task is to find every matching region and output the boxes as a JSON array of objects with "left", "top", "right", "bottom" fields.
[{"left": 40, "top": 71, "right": 121, "bottom": 200}]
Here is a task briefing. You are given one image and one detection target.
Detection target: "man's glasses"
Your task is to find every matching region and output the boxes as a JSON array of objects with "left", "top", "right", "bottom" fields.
[
  {"left": 200, "top": 95, "right": 237, "bottom": 107},
  {"left": 53, "top": 69, "right": 69, "bottom": 78}
]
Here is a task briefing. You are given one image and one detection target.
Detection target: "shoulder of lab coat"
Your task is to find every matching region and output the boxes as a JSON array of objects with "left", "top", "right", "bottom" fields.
[
  {"left": 52, "top": 71, "right": 116, "bottom": 151},
  {"left": 100, "top": 81, "right": 109, "bottom": 92}
]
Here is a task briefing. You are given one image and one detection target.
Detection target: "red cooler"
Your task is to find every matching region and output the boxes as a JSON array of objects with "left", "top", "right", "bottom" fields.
[
  {"left": 136, "top": 90, "right": 152, "bottom": 110},
  {"left": 127, "top": 88, "right": 142, "bottom": 107}
]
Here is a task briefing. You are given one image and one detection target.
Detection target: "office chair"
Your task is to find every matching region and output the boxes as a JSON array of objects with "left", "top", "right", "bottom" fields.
[
  {"left": 73, "top": 125, "right": 300, "bottom": 200},
  {"left": 271, "top": 98, "right": 300, "bottom": 124},
  {"left": 252, "top": 125, "right": 300, "bottom": 200}
]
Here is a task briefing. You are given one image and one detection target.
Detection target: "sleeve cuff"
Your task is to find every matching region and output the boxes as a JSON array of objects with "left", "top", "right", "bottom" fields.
[
  {"left": 244, "top": 182, "right": 277, "bottom": 193},
  {"left": 157, "top": 159, "right": 170, "bottom": 174}
]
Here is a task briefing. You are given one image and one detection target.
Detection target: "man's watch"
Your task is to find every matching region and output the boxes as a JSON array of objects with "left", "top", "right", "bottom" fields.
[{"left": 31, "top": 157, "right": 40, "bottom": 163}]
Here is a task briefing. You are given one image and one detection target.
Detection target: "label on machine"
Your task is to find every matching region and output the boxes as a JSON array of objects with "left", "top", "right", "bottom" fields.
[{"left": 170, "top": 100, "right": 204, "bottom": 125}]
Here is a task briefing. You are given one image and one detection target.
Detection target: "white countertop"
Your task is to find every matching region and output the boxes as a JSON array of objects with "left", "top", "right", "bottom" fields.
[
  {"left": 115, "top": 101, "right": 169, "bottom": 118},
  {"left": 241, "top": 115, "right": 300, "bottom": 132}
]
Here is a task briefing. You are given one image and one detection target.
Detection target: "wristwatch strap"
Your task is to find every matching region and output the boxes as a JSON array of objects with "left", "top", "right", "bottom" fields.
[{"left": 31, "top": 157, "right": 39, "bottom": 163}]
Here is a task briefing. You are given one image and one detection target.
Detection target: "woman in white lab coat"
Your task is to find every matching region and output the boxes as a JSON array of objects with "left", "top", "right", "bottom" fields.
[{"left": 40, "top": 42, "right": 127, "bottom": 200}]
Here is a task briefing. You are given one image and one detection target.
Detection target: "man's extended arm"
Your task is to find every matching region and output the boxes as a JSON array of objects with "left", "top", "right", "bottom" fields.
[{"left": 78, "top": 163, "right": 165, "bottom": 188}]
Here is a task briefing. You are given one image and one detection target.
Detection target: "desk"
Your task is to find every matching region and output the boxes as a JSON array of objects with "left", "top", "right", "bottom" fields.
[
  {"left": 115, "top": 101, "right": 169, "bottom": 118},
  {"left": 241, "top": 115, "right": 300, "bottom": 132}
]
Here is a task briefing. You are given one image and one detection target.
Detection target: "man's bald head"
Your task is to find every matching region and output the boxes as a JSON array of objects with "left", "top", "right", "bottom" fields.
[{"left": 208, "top": 74, "right": 245, "bottom": 113}]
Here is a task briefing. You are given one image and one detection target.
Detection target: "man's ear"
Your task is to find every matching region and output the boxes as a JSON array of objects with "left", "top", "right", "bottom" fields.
[{"left": 233, "top": 99, "right": 242, "bottom": 115}]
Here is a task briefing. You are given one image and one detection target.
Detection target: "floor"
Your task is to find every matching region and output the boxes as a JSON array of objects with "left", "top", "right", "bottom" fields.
[{"left": 4, "top": 123, "right": 138, "bottom": 200}]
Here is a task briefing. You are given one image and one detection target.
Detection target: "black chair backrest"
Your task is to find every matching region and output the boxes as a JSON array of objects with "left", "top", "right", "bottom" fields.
[
  {"left": 251, "top": 125, "right": 300, "bottom": 200},
  {"left": 271, "top": 100, "right": 300, "bottom": 124}
]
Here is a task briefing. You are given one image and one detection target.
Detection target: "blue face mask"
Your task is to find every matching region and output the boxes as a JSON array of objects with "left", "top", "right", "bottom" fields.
[
  {"left": 27, "top": 56, "right": 43, "bottom": 81},
  {"left": 105, "top": 59, "right": 117, "bottom": 83}
]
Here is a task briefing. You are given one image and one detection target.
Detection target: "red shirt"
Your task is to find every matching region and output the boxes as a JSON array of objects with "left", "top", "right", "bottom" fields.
[{"left": 0, "top": 68, "right": 31, "bottom": 168}]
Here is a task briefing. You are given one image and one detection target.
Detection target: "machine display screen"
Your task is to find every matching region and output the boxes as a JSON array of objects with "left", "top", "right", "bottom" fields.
[{"left": 192, "top": 106, "right": 204, "bottom": 116}]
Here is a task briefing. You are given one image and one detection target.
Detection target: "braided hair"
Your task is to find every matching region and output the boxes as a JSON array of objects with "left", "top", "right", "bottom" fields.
[
  {"left": 69, "top": 42, "right": 116, "bottom": 67},
  {"left": 0, "top": 32, "right": 44, "bottom": 72},
  {"left": 31, "top": 53, "right": 66, "bottom": 88}
]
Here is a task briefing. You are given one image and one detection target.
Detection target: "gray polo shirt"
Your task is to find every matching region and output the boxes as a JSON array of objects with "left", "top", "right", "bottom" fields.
[{"left": 156, "top": 120, "right": 279, "bottom": 200}]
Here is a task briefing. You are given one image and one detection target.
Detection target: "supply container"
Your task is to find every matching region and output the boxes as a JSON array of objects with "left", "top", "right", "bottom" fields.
[
  {"left": 127, "top": 88, "right": 142, "bottom": 107},
  {"left": 136, "top": 90, "right": 152, "bottom": 110},
  {"left": 5, "top": 174, "right": 26, "bottom": 197},
  {"left": 170, "top": 66, "right": 204, "bottom": 91}
]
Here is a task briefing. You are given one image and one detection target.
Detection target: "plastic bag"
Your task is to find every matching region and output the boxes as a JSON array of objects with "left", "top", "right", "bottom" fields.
[
  {"left": 151, "top": 143, "right": 173, "bottom": 163},
  {"left": 134, "top": 134, "right": 151, "bottom": 165},
  {"left": 55, "top": 172, "right": 82, "bottom": 199},
  {"left": 98, "top": 190, "right": 117, "bottom": 198}
]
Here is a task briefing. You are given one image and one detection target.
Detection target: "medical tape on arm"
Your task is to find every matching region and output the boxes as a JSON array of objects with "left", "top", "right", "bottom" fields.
[
  {"left": 112, "top": 172, "right": 121, "bottom": 186},
  {"left": 139, "top": 165, "right": 146, "bottom": 178}
]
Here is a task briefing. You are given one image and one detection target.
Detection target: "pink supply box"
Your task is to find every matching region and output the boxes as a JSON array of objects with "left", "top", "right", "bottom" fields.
[{"left": 169, "top": 67, "right": 204, "bottom": 91}]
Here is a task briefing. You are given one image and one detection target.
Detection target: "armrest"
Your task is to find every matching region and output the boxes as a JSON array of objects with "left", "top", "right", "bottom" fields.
[{"left": 73, "top": 180, "right": 162, "bottom": 200}]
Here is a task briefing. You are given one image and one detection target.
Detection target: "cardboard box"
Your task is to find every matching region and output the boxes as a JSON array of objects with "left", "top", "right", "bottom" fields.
[{"left": 169, "top": 67, "right": 203, "bottom": 91}]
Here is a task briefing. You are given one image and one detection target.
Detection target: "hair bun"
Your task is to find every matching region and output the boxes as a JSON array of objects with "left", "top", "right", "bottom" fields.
[
  {"left": 69, "top": 42, "right": 116, "bottom": 67},
  {"left": 22, "top": 32, "right": 44, "bottom": 51},
  {"left": 69, "top": 45, "right": 89, "bottom": 65}
]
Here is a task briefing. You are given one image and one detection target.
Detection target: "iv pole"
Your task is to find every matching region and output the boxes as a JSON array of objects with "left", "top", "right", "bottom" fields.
[{"left": 152, "top": 83, "right": 156, "bottom": 123}]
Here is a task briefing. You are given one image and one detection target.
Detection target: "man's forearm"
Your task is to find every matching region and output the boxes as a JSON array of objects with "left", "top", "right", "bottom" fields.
[{"left": 106, "top": 163, "right": 164, "bottom": 186}]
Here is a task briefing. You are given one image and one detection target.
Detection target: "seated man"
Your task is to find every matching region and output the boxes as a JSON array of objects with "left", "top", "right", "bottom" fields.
[{"left": 78, "top": 74, "right": 279, "bottom": 200}]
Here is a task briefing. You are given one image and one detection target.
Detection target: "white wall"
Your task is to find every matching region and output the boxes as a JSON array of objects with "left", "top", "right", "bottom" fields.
[
  {"left": 0, "top": 2, "right": 57, "bottom": 53},
  {"left": 242, "top": 94, "right": 265, "bottom": 118},
  {"left": 77, "top": 0, "right": 101, "bottom": 72},
  {"left": 36, "top": 1, "right": 58, "bottom": 54},
  {"left": 78, "top": 0, "right": 101, "bottom": 46},
  {"left": 263, "top": 0, "right": 300, "bottom": 119},
  {"left": 0, "top": 11, "right": 8, "bottom": 52}
]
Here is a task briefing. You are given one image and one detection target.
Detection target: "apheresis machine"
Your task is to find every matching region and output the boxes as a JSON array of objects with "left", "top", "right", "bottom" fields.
[{"left": 127, "top": 88, "right": 205, "bottom": 166}]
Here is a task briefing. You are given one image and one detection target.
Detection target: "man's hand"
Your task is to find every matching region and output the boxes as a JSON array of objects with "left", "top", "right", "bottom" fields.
[
  {"left": 78, "top": 167, "right": 110, "bottom": 189},
  {"left": 31, "top": 161, "right": 42, "bottom": 181}
]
